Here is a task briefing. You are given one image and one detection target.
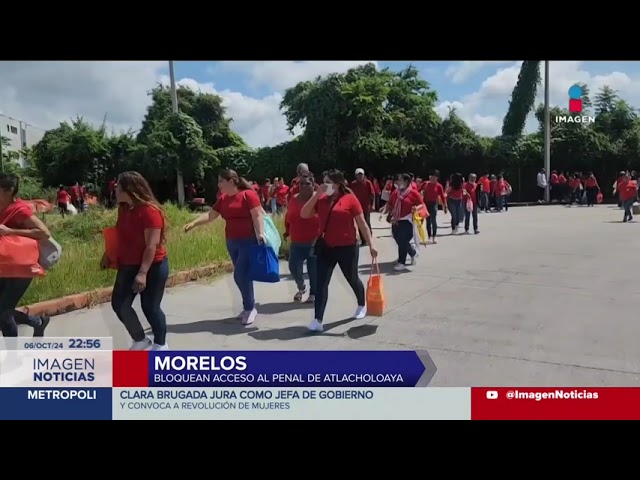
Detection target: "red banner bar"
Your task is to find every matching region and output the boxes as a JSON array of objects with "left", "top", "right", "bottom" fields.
[{"left": 471, "top": 387, "right": 640, "bottom": 420}]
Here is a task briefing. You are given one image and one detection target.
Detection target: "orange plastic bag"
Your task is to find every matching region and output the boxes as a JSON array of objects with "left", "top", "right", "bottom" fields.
[
  {"left": 366, "top": 259, "right": 386, "bottom": 317},
  {"left": 103, "top": 227, "right": 119, "bottom": 269},
  {"left": 0, "top": 236, "right": 45, "bottom": 278},
  {"left": 596, "top": 192, "right": 603, "bottom": 204}
]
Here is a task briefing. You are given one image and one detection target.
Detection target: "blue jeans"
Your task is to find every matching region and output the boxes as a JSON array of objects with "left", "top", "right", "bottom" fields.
[
  {"left": 270, "top": 198, "right": 277, "bottom": 213},
  {"left": 623, "top": 198, "right": 635, "bottom": 220},
  {"left": 288, "top": 243, "right": 317, "bottom": 294},
  {"left": 447, "top": 198, "right": 462, "bottom": 229},
  {"left": 480, "top": 192, "right": 489, "bottom": 211},
  {"left": 0, "top": 278, "right": 42, "bottom": 337},
  {"left": 111, "top": 257, "right": 169, "bottom": 345},
  {"left": 227, "top": 237, "right": 258, "bottom": 311}
]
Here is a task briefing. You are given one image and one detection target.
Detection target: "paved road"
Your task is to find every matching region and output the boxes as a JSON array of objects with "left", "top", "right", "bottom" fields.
[{"left": 29, "top": 204, "right": 640, "bottom": 386}]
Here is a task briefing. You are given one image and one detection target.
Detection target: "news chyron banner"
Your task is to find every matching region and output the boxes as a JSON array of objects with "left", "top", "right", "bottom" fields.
[
  {"left": 3, "top": 339, "right": 640, "bottom": 420},
  {"left": 112, "top": 350, "right": 460, "bottom": 420},
  {"left": 0, "top": 337, "right": 112, "bottom": 420}
]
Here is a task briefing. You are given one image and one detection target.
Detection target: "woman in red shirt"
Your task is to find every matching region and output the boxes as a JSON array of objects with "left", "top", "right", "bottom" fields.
[
  {"left": 284, "top": 174, "right": 319, "bottom": 303},
  {"left": 421, "top": 170, "right": 447, "bottom": 243},
  {"left": 0, "top": 173, "right": 51, "bottom": 338},
  {"left": 464, "top": 174, "right": 480, "bottom": 234},
  {"left": 446, "top": 173, "right": 467, "bottom": 233},
  {"left": 382, "top": 173, "right": 424, "bottom": 272},
  {"left": 584, "top": 172, "right": 600, "bottom": 207},
  {"left": 184, "top": 169, "right": 264, "bottom": 326},
  {"left": 300, "top": 169, "right": 378, "bottom": 332},
  {"left": 620, "top": 173, "right": 638, "bottom": 222},
  {"left": 272, "top": 179, "right": 289, "bottom": 214},
  {"left": 56, "top": 185, "right": 70, "bottom": 216},
  {"left": 102, "top": 172, "right": 169, "bottom": 351}
]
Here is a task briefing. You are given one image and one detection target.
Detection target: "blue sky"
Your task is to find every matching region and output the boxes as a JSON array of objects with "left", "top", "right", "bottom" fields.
[
  {"left": 3, "top": 61, "right": 640, "bottom": 149},
  {"left": 162, "top": 61, "right": 640, "bottom": 147}
]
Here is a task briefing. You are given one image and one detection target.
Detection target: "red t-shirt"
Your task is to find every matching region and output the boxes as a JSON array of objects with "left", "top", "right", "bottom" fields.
[
  {"left": 373, "top": 179, "right": 381, "bottom": 195},
  {"left": 57, "top": 190, "right": 70, "bottom": 203},
  {"left": 116, "top": 204, "right": 166, "bottom": 266},
  {"left": 447, "top": 186, "right": 464, "bottom": 200},
  {"left": 480, "top": 177, "right": 491, "bottom": 193},
  {"left": 464, "top": 182, "right": 478, "bottom": 205},
  {"left": 559, "top": 175, "right": 567, "bottom": 184},
  {"left": 620, "top": 180, "right": 638, "bottom": 201},
  {"left": 70, "top": 185, "right": 79, "bottom": 200},
  {"left": 550, "top": 173, "right": 559, "bottom": 185},
  {"left": 569, "top": 178, "right": 580, "bottom": 189},
  {"left": 260, "top": 185, "right": 271, "bottom": 200},
  {"left": 316, "top": 193, "right": 363, "bottom": 247},
  {"left": 285, "top": 195, "right": 320, "bottom": 244},
  {"left": 350, "top": 179, "right": 375, "bottom": 213},
  {"left": 585, "top": 177, "right": 598, "bottom": 188},
  {"left": 273, "top": 185, "right": 289, "bottom": 206},
  {"left": 213, "top": 189, "right": 261, "bottom": 240},
  {"left": 388, "top": 189, "right": 424, "bottom": 218},
  {"left": 422, "top": 182, "right": 445, "bottom": 203},
  {"left": 411, "top": 181, "right": 419, "bottom": 190},
  {"left": 0, "top": 199, "right": 33, "bottom": 228}
]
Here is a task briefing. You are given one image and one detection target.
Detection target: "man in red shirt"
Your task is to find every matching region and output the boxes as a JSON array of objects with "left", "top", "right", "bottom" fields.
[
  {"left": 421, "top": 170, "right": 447, "bottom": 243},
  {"left": 350, "top": 168, "right": 375, "bottom": 246},
  {"left": 288, "top": 163, "right": 310, "bottom": 200},
  {"left": 463, "top": 174, "right": 480, "bottom": 234},
  {"left": 619, "top": 173, "right": 638, "bottom": 222},
  {"left": 479, "top": 174, "right": 491, "bottom": 212}
]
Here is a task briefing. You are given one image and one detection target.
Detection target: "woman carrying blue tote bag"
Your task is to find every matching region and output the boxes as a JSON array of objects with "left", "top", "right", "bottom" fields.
[{"left": 249, "top": 243, "right": 280, "bottom": 283}]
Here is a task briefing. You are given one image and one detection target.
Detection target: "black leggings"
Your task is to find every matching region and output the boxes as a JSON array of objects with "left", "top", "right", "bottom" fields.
[
  {"left": 314, "top": 244, "right": 365, "bottom": 323},
  {"left": 425, "top": 202, "right": 438, "bottom": 237}
]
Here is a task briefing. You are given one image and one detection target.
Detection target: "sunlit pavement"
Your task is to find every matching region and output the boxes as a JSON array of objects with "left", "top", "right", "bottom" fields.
[{"left": 35, "top": 205, "right": 640, "bottom": 387}]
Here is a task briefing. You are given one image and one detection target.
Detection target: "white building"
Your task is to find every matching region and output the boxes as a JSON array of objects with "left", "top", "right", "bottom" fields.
[{"left": 0, "top": 113, "right": 46, "bottom": 168}]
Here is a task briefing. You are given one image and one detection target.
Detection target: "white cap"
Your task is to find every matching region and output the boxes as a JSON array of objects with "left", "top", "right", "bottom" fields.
[{"left": 355, "top": 168, "right": 365, "bottom": 175}]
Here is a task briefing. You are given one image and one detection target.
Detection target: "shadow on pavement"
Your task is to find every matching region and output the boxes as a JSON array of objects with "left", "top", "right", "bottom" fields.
[
  {"left": 167, "top": 317, "right": 258, "bottom": 336},
  {"left": 256, "top": 301, "right": 313, "bottom": 315},
  {"left": 358, "top": 260, "right": 397, "bottom": 275},
  {"left": 248, "top": 316, "right": 376, "bottom": 342}
]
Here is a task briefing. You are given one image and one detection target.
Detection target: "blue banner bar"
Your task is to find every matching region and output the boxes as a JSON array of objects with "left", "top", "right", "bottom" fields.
[
  {"left": 149, "top": 351, "right": 427, "bottom": 387},
  {"left": 0, "top": 388, "right": 112, "bottom": 420}
]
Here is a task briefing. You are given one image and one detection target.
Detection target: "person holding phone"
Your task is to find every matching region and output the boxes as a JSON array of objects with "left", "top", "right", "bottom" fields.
[{"left": 300, "top": 169, "right": 378, "bottom": 332}]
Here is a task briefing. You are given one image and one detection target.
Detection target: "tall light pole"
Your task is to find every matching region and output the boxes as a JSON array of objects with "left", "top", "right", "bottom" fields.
[
  {"left": 169, "top": 60, "right": 185, "bottom": 206},
  {"left": 544, "top": 60, "right": 551, "bottom": 202}
]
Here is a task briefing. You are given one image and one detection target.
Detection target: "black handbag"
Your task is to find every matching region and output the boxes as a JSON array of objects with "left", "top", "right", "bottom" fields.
[{"left": 312, "top": 200, "right": 338, "bottom": 257}]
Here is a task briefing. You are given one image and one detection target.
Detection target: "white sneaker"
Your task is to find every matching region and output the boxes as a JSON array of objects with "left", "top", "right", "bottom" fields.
[
  {"left": 151, "top": 343, "right": 169, "bottom": 351},
  {"left": 354, "top": 306, "right": 367, "bottom": 319},
  {"left": 243, "top": 308, "right": 258, "bottom": 325},
  {"left": 452, "top": 227, "right": 458, "bottom": 234},
  {"left": 393, "top": 263, "right": 408, "bottom": 272},
  {"left": 308, "top": 319, "right": 324, "bottom": 332},
  {"left": 410, "top": 255, "right": 417, "bottom": 265},
  {"left": 129, "top": 337, "right": 152, "bottom": 351}
]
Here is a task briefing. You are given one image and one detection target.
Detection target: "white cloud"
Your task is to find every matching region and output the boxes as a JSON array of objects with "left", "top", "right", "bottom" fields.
[
  {"left": 445, "top": 61, "right": 512, "bottom": 84},
  {"left": 4, "top": 61, "right": 640, "bottom": 151},
  {"left": 0, "top": 61, "right": 166, "bottom": 134},
  {"left": 0, "top": 61, "right": 375, "bottom": 149},
  {"left": 212, "top": 61, "right": 377, "bottom": 91},
  {"left": 436, "top": 61, "right": 640, "bottom": 136}
]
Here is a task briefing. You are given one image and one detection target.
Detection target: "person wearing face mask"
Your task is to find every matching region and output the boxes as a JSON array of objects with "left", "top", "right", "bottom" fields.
[
  {"left": 382, "top": 173, "right": 425, "bottom": 272},
  {"left": 300, "top": 169, "right": 378, "bottom": 332}
]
